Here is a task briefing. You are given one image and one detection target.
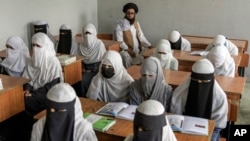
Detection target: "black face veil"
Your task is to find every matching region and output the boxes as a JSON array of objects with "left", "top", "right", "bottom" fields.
[
  {"left": 185, "top": 71, "right": 214, "bottom": 119},
  {"left": 42, "top": 98, "right": 75, "bottom": 141},
  {"left": 133, "top": 110, "right": 166, "bottom": 141}
]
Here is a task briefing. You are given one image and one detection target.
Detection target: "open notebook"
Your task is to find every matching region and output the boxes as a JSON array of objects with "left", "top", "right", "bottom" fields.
[
  {"left": 167, "top": 114, "right": 209, "bottom": 136},
  {"left": 96, "top": 102, "right": 137, "bottom": 121}
]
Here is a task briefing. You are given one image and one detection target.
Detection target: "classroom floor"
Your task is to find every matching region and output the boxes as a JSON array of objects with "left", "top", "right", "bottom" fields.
[{"left": 235, "top": 81, "right": 250, "bottom": 124}]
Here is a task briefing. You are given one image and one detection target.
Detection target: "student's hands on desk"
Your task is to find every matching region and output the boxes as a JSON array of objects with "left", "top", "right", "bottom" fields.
[{"left": 24, "top": 90, "right": 32, "bottom": 97}]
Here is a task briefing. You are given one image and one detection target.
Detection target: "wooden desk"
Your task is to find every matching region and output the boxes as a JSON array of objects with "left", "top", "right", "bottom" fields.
[
  {"left": 143, "top": 48, "right": 241, "bottom": 74},
  {"left": 35, "top": 98, "right": 215, "bottom": 141},
  {"left": 127, "top": 65, "right": 246, "bottom": 122},
  {"left": 74, "top": 35, "right": 121, "bottom": 52},
  {"left": 0, "top": 51, "right": 83, "bottom": 85},
  {"left": 0, "top": 74, "right": 29, "bottom": 122},
  {"left": 182, "top": 35, "right": 248, "bottom": 53},
  {"left": 59, "top": 55, "right": 84, "bottom": 85}
]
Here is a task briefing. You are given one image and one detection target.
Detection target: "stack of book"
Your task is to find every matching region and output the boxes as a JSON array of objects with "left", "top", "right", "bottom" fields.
[{"left": 57, "top": 55, "right": 76, "bottom": 65}]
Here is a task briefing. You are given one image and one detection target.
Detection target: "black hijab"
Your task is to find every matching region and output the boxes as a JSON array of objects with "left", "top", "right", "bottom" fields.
[
  {"left": 185, "top": 71, "right": 214, "bottom": 119},
  {"left": 42, "top": 98, "right": 75, "bottom": 141},
  {"left": 170, "top": 36, "right": 182, "bottom": 50},
  {"left": 57, "top": 29, "right": 72, "bottom": 54},
  {"left": 34, "top": 24, "right": 47, "bottom": 34},
  {"left": 133, "top": 110, "right": 166, "bottom": 141}
]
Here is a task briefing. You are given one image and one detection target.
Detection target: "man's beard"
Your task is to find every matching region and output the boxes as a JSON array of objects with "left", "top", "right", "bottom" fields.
[{"left": 125, "top": 16, "right": 135, "bottom": 25}]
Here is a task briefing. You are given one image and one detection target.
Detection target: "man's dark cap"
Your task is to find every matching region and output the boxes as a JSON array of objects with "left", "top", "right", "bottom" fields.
[{"left": 123, "top": 3, "right": 138, "bottom": 13}]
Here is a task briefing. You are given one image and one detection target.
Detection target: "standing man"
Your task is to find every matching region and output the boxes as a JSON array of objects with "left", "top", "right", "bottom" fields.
[{"left": 114, "top": 3, "right": 152, "bottom": 68}]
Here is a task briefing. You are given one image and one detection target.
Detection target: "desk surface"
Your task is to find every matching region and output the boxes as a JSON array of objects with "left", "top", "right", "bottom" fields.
[
  {"left": 182, "top": 35, "right": 248, "bottom": 53},
  {"left": 0, "top": 74, "right": 30, "bottom": 122},
  {"left": 127, "top": 65, "right": 245, "bottom": 95},
  {"left": 0, "top": 74, "right": 29, "bottom": 94},
  {"left": 143, "top": 48, "right": 241, "bottom": 71},
  {"left": 0, "top": 51, "right": 84, "bottom": 85},
  {"left": 127, "top": 65, "right": 246, "bottom": 122},
  {"left": 35, "top": 98, "right": 215, "bottom": 141},
  {"left": 74, "top": 35, "right": 121, "bottom": 52}
]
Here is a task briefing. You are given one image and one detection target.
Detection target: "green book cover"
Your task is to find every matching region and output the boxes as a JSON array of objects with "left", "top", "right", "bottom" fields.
[{"left": 84, "top": 113, "right": 116, "bottom": 132}]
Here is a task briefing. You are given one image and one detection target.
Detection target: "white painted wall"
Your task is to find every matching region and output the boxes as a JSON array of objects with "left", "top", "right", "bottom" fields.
[
  {"left": 98, "top": 0, "right": 250, "bottom": 79},
  {"left": 0, "top": 0, "right": 97, "bottom": 50}
]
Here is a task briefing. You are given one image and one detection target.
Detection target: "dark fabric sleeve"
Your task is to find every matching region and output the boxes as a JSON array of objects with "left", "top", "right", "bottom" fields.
[
  {"left": 24, "top": 83, "right": 33, "bottom": 91},
  {"left": 0, "top": 65, "right": 9, "bottom": 75},
  {"left": 129, "top": 82, "right": 140, "bottom": 106},
  {"left": 30, "top": 77, "right": 61, "bottom": 96},
  {"left": 165, "top": 86, "right": 173, "bottom": 112}
]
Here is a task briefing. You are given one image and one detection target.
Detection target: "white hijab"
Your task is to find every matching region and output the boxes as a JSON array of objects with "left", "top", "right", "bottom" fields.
[
  {"left": 206, "top": 35, "right": 238, "bottom": 55},
  {"left": 1, "top": 36, "right": 30, "bottom": 77},
  {"left": 79, "top": 23, "right": 106, "bottom": 64},
  {"left": 153, "top": 39, "right": 178, "bottom": 70},
  {"left": 86, "top": 50, "right": 134, "bottom": 102},
  {"left": 206, "top": 45, "right": 235, "bottom": 77},
  {"left": 22, "top": 33, "right": 63, "bottom": 90},
  {"left": 31, "top": 83, "right": 97, "bottom": 141},
  {"left": 124, "top": 100, "right": 177, "bottom": 141},
  {"left": 170, "top": 59, "right": 228, "bottom": 128}
]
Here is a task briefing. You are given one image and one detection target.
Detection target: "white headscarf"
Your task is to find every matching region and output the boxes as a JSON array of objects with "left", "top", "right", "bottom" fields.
[
  {"left": 206, "top": 45, "right": 235, "bottom": 77},
  {"left": 86, "top": 50, "right": 134, "bottom": 102},
  {"left": 206, "top": 35, "right": 238, "bottom": 55},
  {"left": 170, "top": 58, "right": 228, "bottom": 128},
  {"left": 1, "top": 36, "right": 30, "bottom": 77},
  {"left": 212, "top": 35, "right": 226, "bottom": 46},
  {"left": 130, "top": 57, "right": 173, "bottom": 111},
  {"left": 153, "top": 39, "right": 178, "bottom": 70},
  {"left": 22, "top": 33, "right": 63, "bottom": 90},
  {"left": 124, "top": 100, "right": 177, "bottom": 141},
  {"left": 30, "top": 83, "right": 97, "bottom": 141},
  {"left": 168, "top": 30, "right": 181, "bottom": 43},
  {"left": 79, "top": 23, "right": 106, "bottom": 64}
]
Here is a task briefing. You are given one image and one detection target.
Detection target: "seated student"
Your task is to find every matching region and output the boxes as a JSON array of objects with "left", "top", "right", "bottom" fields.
[
  {"left": 206, "top": 45, "right": 235, "bottom": 77},
  {"left": 31, "top": 83, "right": 98, "bottom": 141},
  {"left": 76, "top": 23, "right": 106, "bottom": 97},
  {"left": 0, "top": 36, "right": 30, "bottom": 77},
  {"left": 130, "top": 57, "right": 173, "bottom": 112},
  {"left": 170, "top": 58, "right": 228, "bottom": 141},
  {"left": 153, "top": 39, "right": 178, "bottom": 70},
  {"left": 22, "top": 33, "right": 64, "bottom": 117},
  {"left": 168, "top": 30, "right": 191, "bottom": 51},
  {"left": 33, "top": 20, "right": 56, "bottom": 47},
  {"left": 86, "top": 50, "right": 133, "bottom": 102},
  {"left": 205, "top": 34, "right": 238, "bottom": 55},
  {"left": 56, "top": 24, "right": 78, "bottom": 54},
  {"left": 125, "top": 100, "right": 177, "bottom": 141}
]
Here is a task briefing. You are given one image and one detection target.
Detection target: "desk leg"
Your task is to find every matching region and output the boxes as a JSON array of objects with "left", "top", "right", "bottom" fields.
[{"left": 238, "top": 67, "right": 245, "bottom": 77}]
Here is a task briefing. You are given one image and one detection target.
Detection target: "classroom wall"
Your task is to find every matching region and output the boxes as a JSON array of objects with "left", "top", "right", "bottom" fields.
[
  {"left": 98, "top": 0, "right": 250, "bottom": 80},
  {"left": 0, "top": 0, "right": 97, "bottom": 50}
]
